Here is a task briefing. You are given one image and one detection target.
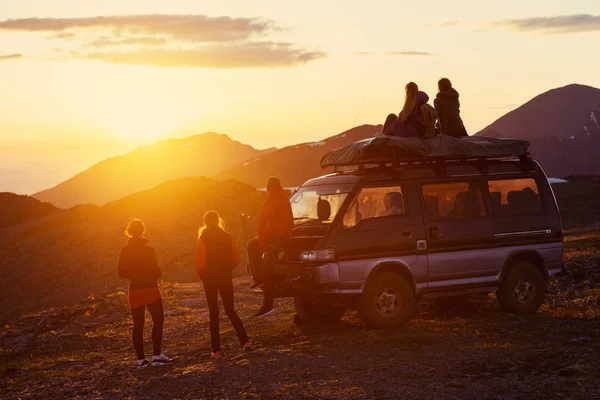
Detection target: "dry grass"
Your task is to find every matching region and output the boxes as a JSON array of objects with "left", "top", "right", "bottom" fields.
[{"left": 1, "top": 230, "right": 599, "bottom": 399}]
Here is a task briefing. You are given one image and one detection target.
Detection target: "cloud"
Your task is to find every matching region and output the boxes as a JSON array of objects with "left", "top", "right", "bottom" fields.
[
  {"left": 431, "top": 20, "right": 460, "bottom": 28},
  {"left": 88, "top": 37, "right": 168, "bottom": 47},
  {"left": 0, "top": 53, "right": 23, "bottom": 61},
  {"left": 494, "top": 14, "right": 600, "bottom": 34},
  {"left": 80, "top": 42, "right": 326, "bottom": 68},
  {"left": 352, "top": 51, "right": 432, "bottom": 56},
  {"left": 386, "top": 51, "right": 432, "bottom": 56},
  {"left": 0, "top": 15, "right": 276, "bottom": 42}
]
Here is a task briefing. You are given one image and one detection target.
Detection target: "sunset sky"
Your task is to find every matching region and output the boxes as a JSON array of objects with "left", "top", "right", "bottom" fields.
[{"left": 1, "top": 1, "right": 599, "bottom": 193}]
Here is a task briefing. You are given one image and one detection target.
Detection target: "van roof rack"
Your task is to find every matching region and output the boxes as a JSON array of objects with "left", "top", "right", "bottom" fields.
[{"left": 321, "top": 136, "right": 531, "bottom": 169}]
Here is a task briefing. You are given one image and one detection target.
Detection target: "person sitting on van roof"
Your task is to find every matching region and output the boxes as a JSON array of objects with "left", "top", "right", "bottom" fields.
[
  {"left": 380, "top": 192, "right": 405, "bottom": 216},
  {"left": 383, "top": 82, "right": 429, "bottom": 138},
  {"left": 434, "top": 78, "right": 468, "bottom": 137}
]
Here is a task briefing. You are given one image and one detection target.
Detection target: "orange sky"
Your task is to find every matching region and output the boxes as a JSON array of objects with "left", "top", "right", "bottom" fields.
[{"left": 0, "top": 1, "right": 599, "bottom": 193}]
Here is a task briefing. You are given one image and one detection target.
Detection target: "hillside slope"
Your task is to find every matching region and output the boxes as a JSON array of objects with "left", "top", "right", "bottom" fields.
[
  {"left": 32, "top": 133, "right": 271, "bottom": 208},
  {"left": 0, "top": 177, "right": 266, "bottom": 319},
  {"left": 217, "top": 124, "right": 381, "bottom": 188},
  {"left": 0, "top": 193, "right": 60, "bottom": 229},
  {"left": 477, "top": 84, "right": 600, "bottom": 177}
]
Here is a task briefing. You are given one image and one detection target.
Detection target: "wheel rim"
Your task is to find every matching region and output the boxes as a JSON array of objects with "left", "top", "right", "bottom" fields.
[
  {"left": 513, "top": 278, "right": 536, "bottom": 304},
  {"left": 375, "top": 288, "right": 401, "bottom": 317}
]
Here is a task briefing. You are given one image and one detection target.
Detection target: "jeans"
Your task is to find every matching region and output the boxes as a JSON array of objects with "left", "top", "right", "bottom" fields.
[
  {"left": 203, "top": 281, "right": 249, "bottom": 352},
  {"left": 131, "top": 298, "right": 164, "bottom": 359},
  {"left": 262, "top": 237, "right": 290, "bottom": 309}
]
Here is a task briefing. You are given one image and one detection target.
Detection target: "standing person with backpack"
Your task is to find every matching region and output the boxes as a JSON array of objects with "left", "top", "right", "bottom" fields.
[
  {"left": 383, "top": 82, "right": 430, "bottom": 137},
  {"left": 253, "top": 176, "right": 294, "bottom": 318},
  {"left": 118, "top": 219, "right": 172, "bottom": 369},
  {"left": 434, "top": 78, "right": 468, "bottom": 137},
  {"left": 196, "top": 211, "right": 252, "bottom": 358}
]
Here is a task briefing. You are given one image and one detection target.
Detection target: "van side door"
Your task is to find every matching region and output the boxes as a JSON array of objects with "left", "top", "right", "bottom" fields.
[
  {"left": 418, "top": 179, "right": 499, "bottom": 290},
  {"left": 336, "top": 181, "right": 427, "bottom": 291}
]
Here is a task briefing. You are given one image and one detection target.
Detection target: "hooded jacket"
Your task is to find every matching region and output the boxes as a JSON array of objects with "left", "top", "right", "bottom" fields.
[
  {"left": 434, "top": 88, "right": 467, "bottom": 137},
  {"left": 257, "top": 187, "right": 293, "bottom": 247},
  {"left": 196, "top": 227, "right": 240, "bottom": 283},
  {"left": 384, "top": 91, "right": 430, "bottom": 138},
  {"left": 118, "top": 237, "right": 162, "bottom": 289}
]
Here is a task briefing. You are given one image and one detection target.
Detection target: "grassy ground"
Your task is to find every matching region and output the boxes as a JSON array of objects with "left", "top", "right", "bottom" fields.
[{"left": 1, "top": 230, "right": 599, "bottom": 400}]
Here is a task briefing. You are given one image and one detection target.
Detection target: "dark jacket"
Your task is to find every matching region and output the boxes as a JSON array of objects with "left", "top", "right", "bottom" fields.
[
  {"left": 258, "top": 187, "right": 293, "bottom": 248},
  {"left": 384, "top": 91, "right": 429, "bottom": 137},
  {"left": 196, "top": 227, "right": 240, "bottom": 283},
  {"left": 118, "top": 237, "right": 161, "bottom": 289},
  {"left": 434, "top": 88, "right": 467, "bottom": 137}
]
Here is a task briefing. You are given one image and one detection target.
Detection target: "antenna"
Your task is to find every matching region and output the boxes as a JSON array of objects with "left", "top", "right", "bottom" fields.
[{"left": 351, "top": 94, "right": 367, "bottom": 128}]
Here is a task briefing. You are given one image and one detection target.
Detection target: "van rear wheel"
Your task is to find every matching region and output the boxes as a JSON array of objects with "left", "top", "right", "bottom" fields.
[
  {"left": 293, "top": 297, "right": 346, "bottom": 324},
  {"left": 497, "top": 261, "right": 546, "bottom": 313},
  {"left": 358, "top": 272, "right": 414, "bottom": 328}
]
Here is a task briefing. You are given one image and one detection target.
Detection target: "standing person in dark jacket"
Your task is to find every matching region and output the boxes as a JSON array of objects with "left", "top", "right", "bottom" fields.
[
  {"left": 196, "top": 211, "right": 252, "bottom": 358},
  {"left": 383, "top": 82, "right": 429, "bottom": 137},
  {"left": 253, "top": 176, "right": 294, "bottom": 318},
  {"left": 118, "top": 219, "right": 172, "bottom": 368},
  {"left": 434, "top": 78, "right": 468, "bottom": 137}
]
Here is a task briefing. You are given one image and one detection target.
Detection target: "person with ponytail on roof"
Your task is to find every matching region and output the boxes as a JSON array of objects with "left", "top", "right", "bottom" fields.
[
  {"left": 118, "top": 219, "right": 172, "bottom": 369},
  {"left": 383, "top": 82, "right": 430, "bottom": 137},
  {"left": 196, "top": 211, "right": 252, "bottom": 358}
]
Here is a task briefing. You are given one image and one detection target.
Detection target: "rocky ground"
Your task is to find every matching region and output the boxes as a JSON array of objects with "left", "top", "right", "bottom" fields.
[{"left": 1, "top": 229, "right": 599, "bottom": 400}]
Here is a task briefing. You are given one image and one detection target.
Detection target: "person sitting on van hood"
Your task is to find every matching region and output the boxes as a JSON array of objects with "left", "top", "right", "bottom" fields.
[
  {"left": 434, "top": 78, "right": 467, "bottom": 137},
  {"left": 383, "top": 82, "right": 429, "bottom": 137},
  {"left": 254, "top": 176, "right": 294, "bottom": 318}
]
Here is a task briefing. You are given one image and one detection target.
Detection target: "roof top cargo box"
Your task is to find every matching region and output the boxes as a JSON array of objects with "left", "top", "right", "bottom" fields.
[{"left": 320, "top": 136, "right": 530, "bottom": 169}]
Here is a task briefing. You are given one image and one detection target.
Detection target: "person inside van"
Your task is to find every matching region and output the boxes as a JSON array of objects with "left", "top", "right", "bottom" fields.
[
  {"left": 433, "top": 78, "right": 468, "bottom": 137},
  {"left": 383, "top": 82, "right": 430, "bottom": 137},
  {"left": 196, "top": 211, "right": 252, "bottom": 358},
  {"left": 254, "top": 176, "right": 294, "bottom": 318},
  {"left": 380, "top": 192, "right": 405, "bottom": 216},
  {"left": 118, "top": 219, "right": 172, "bottom": 369}
]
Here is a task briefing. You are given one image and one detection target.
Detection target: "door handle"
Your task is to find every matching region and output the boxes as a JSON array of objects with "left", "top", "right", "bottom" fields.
[{"left": 428, "top": 226, "right": 440, "bottom": 239}]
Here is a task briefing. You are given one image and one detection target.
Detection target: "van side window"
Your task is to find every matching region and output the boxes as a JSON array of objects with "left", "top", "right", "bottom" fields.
[
  {"left": 343, "top": 186, "right": 406, "bottom": 228},
  {"left": 421, "top": 182, "right": 486, "bottom": 219},
  {"left": 488, "top": 178, "right": 542, "bottom": 217}
]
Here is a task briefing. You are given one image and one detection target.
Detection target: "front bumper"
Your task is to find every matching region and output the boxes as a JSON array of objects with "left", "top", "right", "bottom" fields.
[{"left": 274, "top": 261, "right": 340, "bottom": 290}]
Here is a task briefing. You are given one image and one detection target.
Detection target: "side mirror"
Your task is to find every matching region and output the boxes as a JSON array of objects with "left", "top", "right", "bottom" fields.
[{"left": 317, "top": 198, "right": 331, "bottom": 221}]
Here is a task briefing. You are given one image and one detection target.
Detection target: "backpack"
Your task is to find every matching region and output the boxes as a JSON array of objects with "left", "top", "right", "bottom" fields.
[{"left": 420, "top": 104, "right": 439, "bottom": 138}]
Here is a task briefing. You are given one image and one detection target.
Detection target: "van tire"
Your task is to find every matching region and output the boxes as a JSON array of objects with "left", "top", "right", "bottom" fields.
[
  {"left": 293, "top": 297, "right": 346, "bottom": 324},
  {"left": 497, "top": 261, "right": 546, "bottom": 313},
  {"left": 358, "top": 272, "right": 414, "bottom": 328}
]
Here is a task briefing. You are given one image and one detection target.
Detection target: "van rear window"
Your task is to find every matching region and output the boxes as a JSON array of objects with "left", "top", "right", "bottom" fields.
[
  {"left": 421, "top": 182, "right": 486, "bottom": 219},
  {"left": 488, "top": 178, "right": 542, "bottom": 217}
]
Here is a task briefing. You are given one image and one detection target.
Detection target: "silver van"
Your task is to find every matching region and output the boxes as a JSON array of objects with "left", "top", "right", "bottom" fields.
[{"left": 273, "top": 137, "right": 564, "bottom": 328}]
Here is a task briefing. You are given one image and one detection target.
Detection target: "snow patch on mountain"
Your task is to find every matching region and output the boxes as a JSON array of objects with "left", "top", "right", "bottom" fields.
[
  {"left": 307, "top": 141, "right": 326, "bottom": 147},
  {"left": 592, "top": 112, "right": 600, "bottom": 129}
]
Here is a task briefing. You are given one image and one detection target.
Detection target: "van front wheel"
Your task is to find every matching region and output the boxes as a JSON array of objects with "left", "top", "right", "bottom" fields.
[
  {"left": 497, "top": 261, "right": 546, "bottom": 313},
  {"left": 358, "top": 272, "right": 414, "bottom": 328}
]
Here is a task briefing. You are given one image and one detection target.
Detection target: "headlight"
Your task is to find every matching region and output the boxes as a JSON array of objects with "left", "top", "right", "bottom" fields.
[{"left": 299, "top": 248, "right": 336, "bottom": 262}]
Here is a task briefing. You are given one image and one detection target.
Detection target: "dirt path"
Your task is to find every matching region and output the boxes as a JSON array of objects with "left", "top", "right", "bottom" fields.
[{"left": 1, "top": 231, "right": 600, "bottom": 400}]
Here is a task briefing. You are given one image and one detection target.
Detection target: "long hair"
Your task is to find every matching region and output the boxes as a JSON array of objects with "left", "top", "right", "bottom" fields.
[
  {"left": 198, "top": 211, "right": 225, "bottom": 236},
  {"left": 125, "top": 219, "right": 145, "bottom": 238},
  {"left": 400, "top": 82, "right": 419, "bottom": 123}
]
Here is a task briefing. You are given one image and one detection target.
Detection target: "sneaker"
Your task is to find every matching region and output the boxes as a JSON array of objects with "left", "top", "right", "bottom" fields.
[
  {"left": 242, "top": 341, "right": 253, "bottom": 352},
  {"left": 137, "top": 359, "right": 150, "bottom": 369},
  {"left": 150, "top": 354, "right": 173, "bottom": 366},
  {"left": 211, "top": 351, "right": 222, "bottom": 359},
  {"left": 253, "top": 306, "right": 274, "bottom": 318}
]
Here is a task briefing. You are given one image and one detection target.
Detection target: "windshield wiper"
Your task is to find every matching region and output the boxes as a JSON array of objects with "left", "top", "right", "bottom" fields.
[{"left": 293, "top": 217, "right": 319, "bottom": 226}]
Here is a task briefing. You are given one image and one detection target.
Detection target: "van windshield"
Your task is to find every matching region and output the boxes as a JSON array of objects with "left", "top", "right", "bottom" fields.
[{"left": 290, "top": 186, "right": 351, "bottom": 224}]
